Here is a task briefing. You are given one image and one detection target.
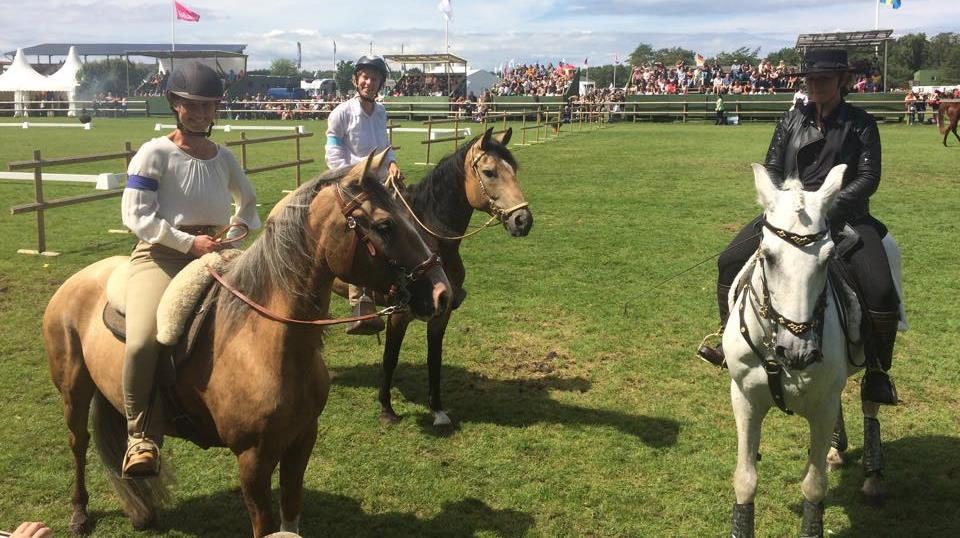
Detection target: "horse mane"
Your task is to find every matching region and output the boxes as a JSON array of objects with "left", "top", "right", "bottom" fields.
[
  {"left": 218, "top": 166, "right": 393, "bottom": 329},
  {"left": 404, "top": 135, "right": 518, "bottom": 231},
  {"left": 781, "top": 179, "right": 804, "bottom": 213}
]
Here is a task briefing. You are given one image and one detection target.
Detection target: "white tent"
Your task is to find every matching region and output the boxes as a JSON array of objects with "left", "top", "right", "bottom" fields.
[
  {"left": 465, "top": 69, "right": 500, "bottom": 95},
  {"left": 46, "top": 46, "right": 82, "bottom": 116},
  {"left": 0, "top": 49, "right": 53, "bottom": 116}
]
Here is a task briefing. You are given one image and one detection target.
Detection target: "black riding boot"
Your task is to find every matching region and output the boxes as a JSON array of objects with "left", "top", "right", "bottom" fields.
[
  {"left": 861, "top": 309, "right": 899, "bottom": 405},
  {"left": 698, "top": 284, "right": 731, "bottom": 368}
]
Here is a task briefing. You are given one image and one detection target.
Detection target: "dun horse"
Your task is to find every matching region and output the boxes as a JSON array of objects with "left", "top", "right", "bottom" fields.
[
  {"left": 724, "top": 164, "right": 903, "bottom": 537},
  {"left": 334, "top": 127, "right": 533, "bottom": 426},
  {"left": 938, "top": 101, "right": 960, "bottom": 146},
  {"left": 44, "top": 150, "right": 451, "bottom": 537}
]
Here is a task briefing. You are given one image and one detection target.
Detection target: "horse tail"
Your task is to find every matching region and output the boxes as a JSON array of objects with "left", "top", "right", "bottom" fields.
[
  {"left": 938, "top": 106, "right": 948, "bottom": 135},
  {"left": 91, "top": 390, "right": 174, "bottom": 529}
]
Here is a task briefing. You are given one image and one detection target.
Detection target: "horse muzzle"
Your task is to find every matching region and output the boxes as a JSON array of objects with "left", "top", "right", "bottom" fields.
[
  {"left": 774, "top": 330, "right": 822, "bottom": 370},
  {"left": 503, "top": 207, "right": 533, "bottom": 237},
  {"left": 406, "top": 264, "right": 451, "bottom": 320}
]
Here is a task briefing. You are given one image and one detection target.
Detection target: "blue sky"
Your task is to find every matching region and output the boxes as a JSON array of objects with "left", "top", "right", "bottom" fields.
[{"left": 2, "top": 1, "right": 957, "bottom": 70}]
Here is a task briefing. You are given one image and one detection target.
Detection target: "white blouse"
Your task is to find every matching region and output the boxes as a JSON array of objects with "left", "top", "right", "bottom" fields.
[{"left": 324, "top": 97, "right": 396, "bottom": 172}]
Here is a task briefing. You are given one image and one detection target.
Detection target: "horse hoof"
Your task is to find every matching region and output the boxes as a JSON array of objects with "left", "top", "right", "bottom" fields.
[
  {"left": 131, "top": 512, "right": 157, "bottom": 531},
  {"left": 861, "top": 476, "right": 887, "bottom": 506},
  {"left": 432, "top": 410, "right": 452, "bottom": 427},
  {"left": 379, "top": 411, "right": 401, "bottom": 426},
  {"left": 69, "top": 509, "right": 92, "bottom": 536},
  {"left": 826, "top": 449, "right": 845, "bottom": 471}
]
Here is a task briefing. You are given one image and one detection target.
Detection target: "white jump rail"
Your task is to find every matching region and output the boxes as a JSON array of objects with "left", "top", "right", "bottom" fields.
[
  {"left": 0, "top": 172, "right": 124, "bottom": 190},
  {"left": 391, "top": 127, "right": 472, "bottom": 140},
  {"left": 0, "top": 121, "right": 92, "bottom": 130},
  {"left": 154, "top": 123, "right": 305, "bottom": 133}
]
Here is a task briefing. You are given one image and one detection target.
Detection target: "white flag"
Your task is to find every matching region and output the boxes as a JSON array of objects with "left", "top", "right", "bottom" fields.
[{"left": 438, "top": 0, "right": 453, "bottom": 21}]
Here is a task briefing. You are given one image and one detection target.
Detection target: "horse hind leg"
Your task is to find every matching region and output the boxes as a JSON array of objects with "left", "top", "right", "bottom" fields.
[
  {"left": 826, "top": 403, "right": 847, "bottom": 471},
  {"left": 91, "top": 391, "right": 172, "bottom": 530},
  {"left": 861, "top": 401, "right": 886, "bottom": 504},
  {"left": 61, "top": 368, "right": 96, "bottom": 535}
]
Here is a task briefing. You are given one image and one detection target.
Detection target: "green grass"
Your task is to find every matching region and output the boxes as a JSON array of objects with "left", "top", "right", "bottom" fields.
[{"left": 1, "top": 116, "right": 958, "bottom": 537}]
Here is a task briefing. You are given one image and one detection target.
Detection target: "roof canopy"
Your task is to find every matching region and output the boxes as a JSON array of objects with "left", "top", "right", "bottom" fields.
[
  {"left": 0, "top": 49, "right": 54, "bottom": 91},
  {"left": 796, "top": 30, "right": 894, "bottom": 50},
  {"left": 46, "top": 46, "right": 82, "bottom": 91},
  {"left": 5, "top": 43, "right": 246, "bottom": 59},
  {"left": 383, "top": 53, "right": 467, "bottom": 65}
]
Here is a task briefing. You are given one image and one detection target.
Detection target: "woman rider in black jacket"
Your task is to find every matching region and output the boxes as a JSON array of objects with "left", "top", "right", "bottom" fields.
[{"left": 699, "top": 49, "right": 899, "bottom": 405}]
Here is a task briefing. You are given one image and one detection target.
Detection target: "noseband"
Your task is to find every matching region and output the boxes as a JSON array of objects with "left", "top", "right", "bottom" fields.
[
  {"left": 470, "top": 150, "right": 529, "bottom": 221},
  {"left": 735, "top": 215, "right": 831, "bottom": 415}
]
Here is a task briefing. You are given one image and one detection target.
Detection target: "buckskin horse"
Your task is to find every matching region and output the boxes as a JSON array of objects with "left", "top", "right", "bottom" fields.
[
  {"left": 938, "top": 100, "right": 960, "bottom": 147},
  {"left": 333, "top": 127, "right": 533, "bottom": 427},
  {"left": 43, "top": 150, "right": 451, "bottom": 537},
  {"left": 724, "top": 163, "right": 904, "bottom": 538}
]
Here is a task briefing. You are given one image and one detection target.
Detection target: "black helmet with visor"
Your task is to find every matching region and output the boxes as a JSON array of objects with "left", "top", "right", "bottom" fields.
[
  {"left": 353, "top": 55, "right": 388, "bottom": 100},
  {"left": 165, "top": 62, "right": 224, "bottom": 137}
]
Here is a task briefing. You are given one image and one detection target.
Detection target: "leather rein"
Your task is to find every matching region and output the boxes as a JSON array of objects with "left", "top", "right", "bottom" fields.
[
  {"left": 207, "top": 183, "right": 442, "bottom": 327},
  {"left": 736, "top": 216, "right": 830, "bottom": 415},
  {"left": 387, "top": 150, "right": 529, "bottom": 241}
]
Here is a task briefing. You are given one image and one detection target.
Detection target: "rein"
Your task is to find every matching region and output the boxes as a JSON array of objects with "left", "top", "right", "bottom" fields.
[{"left": 385, "top": 150, "right": 529, "bottom": 241}]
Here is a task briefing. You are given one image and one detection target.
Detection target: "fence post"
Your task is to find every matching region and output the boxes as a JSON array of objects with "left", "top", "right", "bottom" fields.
[
  {"left": 682, "top": 103, "right": 688, "bottom": 124},
  {"left": 240, "top": 131, "right": 248, "bottom": 170},
  {"left": 502, "top": 112, "right": 507, "bottom": 132},
  {"left": 295, "top": 131, "right": 302, "bottom": 186},
  {"left": 520, "top": 113, "right": 527, "bottom": 145},
  {"left": 32, "top": 149, "right": 47, "bottom": 254},
  {"left": 124, "top": 141, "right": 133, "bottom": 169},
  {"left": 454, "top": 113, "right": 460, "bottom": 150},
  {"left": 425, "top": 116, "right": 433, "bottom": 165}
]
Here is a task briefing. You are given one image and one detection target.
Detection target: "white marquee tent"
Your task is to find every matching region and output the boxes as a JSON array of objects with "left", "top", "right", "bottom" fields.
[{"left": 0, "top": 47, "right": 81, "bottom": 117}]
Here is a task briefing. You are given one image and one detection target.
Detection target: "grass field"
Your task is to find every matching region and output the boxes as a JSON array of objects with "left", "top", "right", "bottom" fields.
[{"left": 0, "top": 115, "right": 958, "bottom": 537}]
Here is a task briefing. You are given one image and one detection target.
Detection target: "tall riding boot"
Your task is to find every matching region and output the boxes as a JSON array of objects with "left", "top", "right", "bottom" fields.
[
  {"left": 861, "top": 309, "right": 899, "bottom": 405},
  {"left": 346, "top": 288, "right": 385, "bottom": 335},
  {"left": 698, "top": 284, "right": 731, "bottom": 368}
]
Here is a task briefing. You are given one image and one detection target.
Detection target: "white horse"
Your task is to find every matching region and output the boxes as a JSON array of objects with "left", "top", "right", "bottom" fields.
[{"left": 724, "top": 163, "right": 903, "bottom": 537}]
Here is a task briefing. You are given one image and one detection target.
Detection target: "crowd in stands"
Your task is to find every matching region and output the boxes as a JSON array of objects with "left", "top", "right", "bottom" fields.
[
  {"left": 391, "top": 72, "right": 464, "bottom": 97},
  {"left": 222, "top": 93, "right": 346, "bottom": 120},
  {"left": 904, "top": 88, "right": 960, "bottom": 126},
  {"left": 490, "top": 62, "right": 576, "bottom": 96},
  {"left": 625, "top": 59, "right": 801, "bottom": 95}
]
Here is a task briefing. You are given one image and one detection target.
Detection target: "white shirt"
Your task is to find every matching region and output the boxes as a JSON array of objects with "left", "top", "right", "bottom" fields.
[
  {"left": 122, "top": 136, "right": 261, "bottom": 253},
  {"left": 324, "top": 96, "right": 396, "bottom": 172}
]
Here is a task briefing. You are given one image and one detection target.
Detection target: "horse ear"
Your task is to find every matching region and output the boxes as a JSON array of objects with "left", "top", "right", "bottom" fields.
[
  {"left": 752, "top": 163, "right": 777, "bottom": 210},
  {"left": 495, "top": 127, "right": 512, "bottom": 146},
  {"left": 819, "top": 163, "right": 846, "bottom": 207},
  {"left": 479, "top": 127, "right": 494, "bottom": 150},
  {"left": 359, "top": 149, "right": 376, "bottom": 183},
  {"left": 368, "top": 147, "right": 391, "bottom": 175}
]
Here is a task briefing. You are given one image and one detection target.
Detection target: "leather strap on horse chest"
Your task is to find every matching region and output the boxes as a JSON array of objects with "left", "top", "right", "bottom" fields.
[{"left": 738, "top": 286, "right": 794, "bottom": 415}]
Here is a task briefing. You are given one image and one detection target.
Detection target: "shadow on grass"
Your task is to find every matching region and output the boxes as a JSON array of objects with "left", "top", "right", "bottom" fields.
[
  {"left": 828, "top": 434, "right": 960, "bottom": 537},
  {"left": 331, "top": 363, "right": 680, "bottom": 448},
  {"left": 162, "top": 489, "right": 534, "bottom": 537}
]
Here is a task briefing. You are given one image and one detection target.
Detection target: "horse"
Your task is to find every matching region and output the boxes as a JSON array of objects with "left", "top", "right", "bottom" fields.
[
  {"left": 938, "top": 101, "right": 960, "bottom": 147},
  {"left": 723, "top": 163, "right": 901, "bottom": 537},
  {"left": 333, "top": 127, "right": 533, "bottom": 427},
  {"left": 43, "top": 149, "right": 452, "bottom": 537}
]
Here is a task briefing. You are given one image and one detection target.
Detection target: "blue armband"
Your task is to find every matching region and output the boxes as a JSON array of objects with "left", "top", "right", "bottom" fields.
[
  {"left": 126, "top": 175, "right": 159, "bottom": 191},
  {"left": 326, "top": 135, "right": 342, "bottom": 147}
]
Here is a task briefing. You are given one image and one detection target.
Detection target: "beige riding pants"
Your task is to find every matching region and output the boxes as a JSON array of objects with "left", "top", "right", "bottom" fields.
[
  {"left": 122, "top": 241, "right": 195, "bottom": 439},
  {"left": 347, "top": 284, "right": 372, "bottom": 307}
]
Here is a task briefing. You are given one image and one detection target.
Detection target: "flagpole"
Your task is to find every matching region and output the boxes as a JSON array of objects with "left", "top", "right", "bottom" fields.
[
  {"left": 172, "top": 0, "right": 176, "bottom": 52},
  {"left": 875, "top": 0, "right": 879, "bottom": 30},
  {"left": 445, "top": 19, "right": 449, "bottom": 53}
]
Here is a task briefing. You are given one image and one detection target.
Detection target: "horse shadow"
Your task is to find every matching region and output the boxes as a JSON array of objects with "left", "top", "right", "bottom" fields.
[
  {"left": 161, "top": 488, "right": 535, "bottom": 537},
  {"left": 330, "top": 363, "right": 680, "bottom": 448},
  {"left": 826, "top": 434, "right": 960, "bottom": 537}
]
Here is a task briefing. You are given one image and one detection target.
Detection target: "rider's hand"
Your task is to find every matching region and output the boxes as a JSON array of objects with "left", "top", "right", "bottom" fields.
[
  {"left": 387, "top": 162, "right": 404, "bottom": 182},
  {"left": 189, "top": 235, "right": 222, "bottom": 257},
  {"left": 10, "top": 521, "right": 52, "bottom": 538}
]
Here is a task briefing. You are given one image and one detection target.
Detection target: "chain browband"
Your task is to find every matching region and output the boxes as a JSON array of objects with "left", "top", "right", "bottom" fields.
[{"left": 761, "top": 215, "right": 828, "bottom": 247}]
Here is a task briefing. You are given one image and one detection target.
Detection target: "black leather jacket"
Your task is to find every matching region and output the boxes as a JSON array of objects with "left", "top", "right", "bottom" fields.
[{"left": 764, "top": 100, "right": 881, "bottom": 223}]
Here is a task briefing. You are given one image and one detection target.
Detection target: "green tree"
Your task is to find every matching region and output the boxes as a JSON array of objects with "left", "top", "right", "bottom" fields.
[
  {"left": 926, "top": 32, "right": 960, "bottom": 68},
  {"left": 77, "top": 59, "right": 152, "bottom": 98},
  {"left": 710, "top": 47, "right": 761, "bottom": 67},
  {"left": 653, "top": 47, "right": 695, "bottom": 66},
  {"left": 629, "top": 43, "right": 655, "bottom": 66},
  {"left": 335, "top": 60, "right": 355, "bottom": 96},
  {"left": 269, "top": 59, "right": 299, "bottom": 77},
  {"left": 765, "top": 47, "right": 801, "bottom": 67},
  {"left": 942, "top": 47, "right": 960, "bottom": 84}
]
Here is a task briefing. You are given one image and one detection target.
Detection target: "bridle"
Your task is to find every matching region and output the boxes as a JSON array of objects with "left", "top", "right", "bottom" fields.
[
  {"left": 735, "top": 215, "right": 830, "bottom": 415},
  {"left": 387, "top": 149, "right": 530, "bottom": 241},
  {"left": 208, "top": 181, "right": 441, "bottom": 327}
]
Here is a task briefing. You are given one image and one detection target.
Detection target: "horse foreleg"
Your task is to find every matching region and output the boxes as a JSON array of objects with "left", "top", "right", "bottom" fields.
[
  {"left": 64, "top": 374, "right": 96, "bottom": 536},
  {"left": 237, "top": 447, "right": 280, "bottom": 537},
  {"left": 827, "top": 402, "right": 847, "bottom": 471},
  {"left": 278, "top": 422, "right": 318, "bottom": 535},
  {"left": 799, "top": 398, "right": 838, "bottom": 538},
  {"left": 730, "top": 381, "right": 767, "bottom": 538},
  {"left": 426, "top": 312, "right": 452, "bottom": 427},
  {"left": 861, "top": 400, "right": 886, "bottom": 503},
  {"left": 379, "top": 314, "right": 411, "bottom": 425}
]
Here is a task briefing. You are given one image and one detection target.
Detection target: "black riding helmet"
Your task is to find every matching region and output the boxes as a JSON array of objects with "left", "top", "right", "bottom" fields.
[
  {"left": 353, "top": 55, "right": 388, "bottom": 100},
  {"left": 166, "top": 62, "right": 223, "bottom": 137}
]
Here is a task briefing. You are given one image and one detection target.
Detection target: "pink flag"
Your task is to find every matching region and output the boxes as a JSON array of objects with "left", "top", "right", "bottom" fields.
[{"left": 175, "top": 1, "right": 200, "bottom": 22}]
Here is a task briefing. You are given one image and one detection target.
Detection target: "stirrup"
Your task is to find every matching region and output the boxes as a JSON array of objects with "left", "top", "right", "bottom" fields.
[
  {"left": 122, "top": 437, "right": 161, "bottom": 479},
  {"left": 697, "top": 329, "right": 726, "bottom": 369}
]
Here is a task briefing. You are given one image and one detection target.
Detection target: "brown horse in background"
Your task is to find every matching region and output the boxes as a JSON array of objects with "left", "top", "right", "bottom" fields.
[
  {"left": 939, "top": 101, "right": 960, "bottom": 146},
  {"left": 43, "top": 150, "right": 450, "bottom": 537},
  {"left": 333, "top": 127, "right": 533, "bottom": 427}
]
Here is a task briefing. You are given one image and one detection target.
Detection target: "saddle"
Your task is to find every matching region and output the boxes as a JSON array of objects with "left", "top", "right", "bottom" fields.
[{"left": 102, "top": 250, "right": 240, "bottom": 447}]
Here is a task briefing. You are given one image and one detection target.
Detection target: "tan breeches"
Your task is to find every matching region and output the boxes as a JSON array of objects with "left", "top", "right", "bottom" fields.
[
  {"left": 348, "top": 284, "right": 371, "bottom": 306},
  {"left": 122, "top": 241, "right": 194, "bottom": 438}
]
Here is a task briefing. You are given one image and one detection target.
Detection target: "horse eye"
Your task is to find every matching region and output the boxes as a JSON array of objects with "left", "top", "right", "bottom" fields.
[
  {"left": 374, "top": 221, "right": 393, "bottom": 235},
  {"left": 482, "top": 169, "right": 496, "bottom": 179}
]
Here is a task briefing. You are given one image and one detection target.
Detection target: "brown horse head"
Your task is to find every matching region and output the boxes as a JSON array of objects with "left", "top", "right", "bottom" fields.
[
  {"left": 315, "top": 149, "right": 451, "bottom": 318},
  {"left": 464, "top": 127, "right": 533, "bottom": 237}
]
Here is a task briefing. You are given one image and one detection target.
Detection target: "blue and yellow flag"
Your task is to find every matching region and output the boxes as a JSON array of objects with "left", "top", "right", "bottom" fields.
[{"left": 879, "top": 0, "right": 902, "bottom": 9}]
